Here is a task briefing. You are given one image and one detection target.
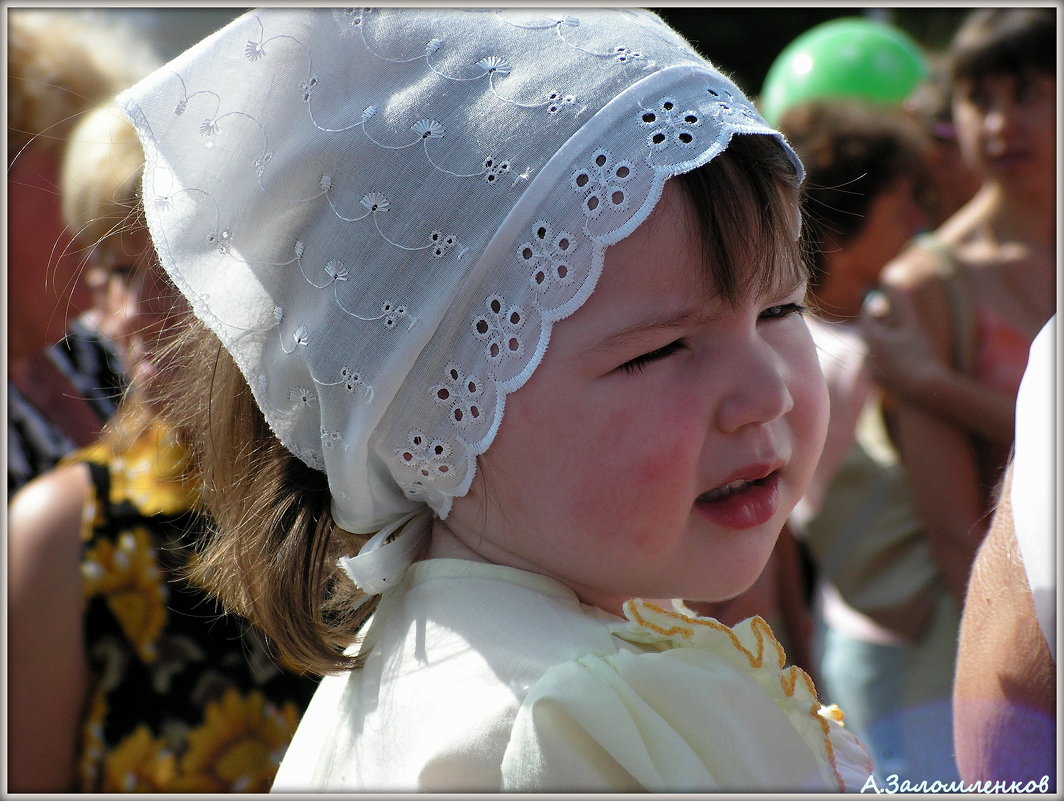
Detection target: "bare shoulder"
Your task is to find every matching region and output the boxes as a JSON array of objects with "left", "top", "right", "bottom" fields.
[
  {"left": 872, "top": 237, "right": 959, "bottom": 355},
  {"left": 882, "top": 194, "right": 988, "bottom": 292},
  {"left": 8, "top": 464, "right": 92, "bottom": 578},
  {"left": 8, "top": 464, "right": 94, "bottom": 793},
  {"left": 879, "top": 238, "right": 955, "bottom": 328},
  {"left": 879, "top": 241, "right": 945, "bottom": 292},
  {"left": 960, "top": 468, "right": 1051, "bottom": 682},
  {"left": 954, "top": 467, "right": 1056, "bottom": 781}
]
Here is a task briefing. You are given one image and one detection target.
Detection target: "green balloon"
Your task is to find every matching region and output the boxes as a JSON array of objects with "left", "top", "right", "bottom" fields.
[{"left": 760, "top": 17, "right": 929, "bottom": 126}]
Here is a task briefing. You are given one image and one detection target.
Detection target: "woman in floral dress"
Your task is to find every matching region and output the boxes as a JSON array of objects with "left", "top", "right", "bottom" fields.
[{"left": 8, "top": 103, "right": 318, "bottom": 793}]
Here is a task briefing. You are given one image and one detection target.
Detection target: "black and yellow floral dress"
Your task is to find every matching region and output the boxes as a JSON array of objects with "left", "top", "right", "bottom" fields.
[{"left": 72, "top": 421, "right": 319, "bottom": 792}]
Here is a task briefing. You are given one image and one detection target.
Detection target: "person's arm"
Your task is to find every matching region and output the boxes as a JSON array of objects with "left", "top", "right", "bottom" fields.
[
  {"left": 891, "top": 399, "right": 988, "bottom": 606},
  {"left": 8, "top": 464, "right": 93, "bottom": 792},
  {"left": 874, "top": 265, "right": 991, "bottom": 606},
  {"left": 953, "top": 465, "right": 1056, "bottom": 786},
  {"left": 860, "top": 284, "right": 1015, "bottom": 444}
]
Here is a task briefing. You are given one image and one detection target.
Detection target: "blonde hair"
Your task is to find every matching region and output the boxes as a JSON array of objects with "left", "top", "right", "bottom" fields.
[
  {"left": 8, "top": 9, "right": 156, "bottom": 162},
  {"left": 60, "top": 103, "right": 148, "bottom": 269}
]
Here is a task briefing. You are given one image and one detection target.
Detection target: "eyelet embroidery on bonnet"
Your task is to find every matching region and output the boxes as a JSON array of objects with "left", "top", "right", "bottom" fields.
[
  {"left": 571, "top": 150, "right": 635, "bottom": 218},
  {"left": 431, "top": 364, "right": 485, "bottom": 427},
  {"left": 520, "top": 222, "right": 576, "bottom": 293},
  {"left": 640, "top": 97, "right": 703, "bottom": 150},
  {"left": 120, "top": 8, "right": 802, "bottom": 588}
]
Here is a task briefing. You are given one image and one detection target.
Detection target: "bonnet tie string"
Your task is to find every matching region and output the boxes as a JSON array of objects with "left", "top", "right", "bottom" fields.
[{"left": 338, "top": 507, "right": 433, "bottom": 596}]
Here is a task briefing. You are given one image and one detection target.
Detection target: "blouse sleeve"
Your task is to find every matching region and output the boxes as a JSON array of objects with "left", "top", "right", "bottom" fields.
[{"left": 501, "top": 605, "right": 872, "bottom": 793}]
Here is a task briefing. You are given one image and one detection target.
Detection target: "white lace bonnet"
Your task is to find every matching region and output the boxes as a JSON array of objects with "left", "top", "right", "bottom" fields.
[{"left": 120, "top": 8, "right": 802, "bottom": 589}]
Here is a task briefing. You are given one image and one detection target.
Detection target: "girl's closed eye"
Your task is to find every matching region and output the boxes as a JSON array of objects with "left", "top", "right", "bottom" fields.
[
  {"left": 621, "top": 340, "right": 685, "bottom": 375},
  {"left": 759, "top": 302, "right": 807, "bottom": 322}
]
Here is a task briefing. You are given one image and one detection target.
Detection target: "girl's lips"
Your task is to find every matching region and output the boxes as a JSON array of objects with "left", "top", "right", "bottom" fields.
[
  {"left": 694, "top": 471, "right": 781, "bottom": 530},
  {"left": 988, "top": 150, "right": 1032, "bottom": 170}
]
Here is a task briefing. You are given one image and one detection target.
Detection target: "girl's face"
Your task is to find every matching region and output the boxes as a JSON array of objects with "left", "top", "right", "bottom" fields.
[
  {"left": 7, "top": 147, "right": 90, "bottom": 361},
  {"left": 952, "top": 70, "right": 1056, "bottom": 193},
  {"left": 439, "top": 181, "right": 828, "bottom": 615},
  {"left": 848, "top": 177, "right": 928, "bottom": 291},
  {"left": 91, "top": 229, "right": 178, "bottom": 387}
]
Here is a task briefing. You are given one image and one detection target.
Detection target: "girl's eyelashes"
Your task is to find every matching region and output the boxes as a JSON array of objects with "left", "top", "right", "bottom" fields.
[
  {"left": 759, "top": 302, "right": 807, "bottom": 321},
  {"left": 618, "top": 303, "right": 805, "bottom": 375},
  {"left": 620, "top": 340, "right": 685, "bottom": 375}
]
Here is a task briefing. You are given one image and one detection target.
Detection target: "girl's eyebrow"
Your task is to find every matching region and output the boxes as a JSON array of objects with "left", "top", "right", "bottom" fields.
[
  {"left": 592, "top": 307, "right": 704, "bottom": 354},
  {"left": 590, "top": 277, "right": 809, "bottom": 354}
]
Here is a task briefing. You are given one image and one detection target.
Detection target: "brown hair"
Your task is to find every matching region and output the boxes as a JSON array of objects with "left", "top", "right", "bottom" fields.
[
  {"left": 777, "top": 99, "right": 930, "bottom": 288},
  {"left": 152, "top": 133, "right": 807, "bottom": 675},
  {"left": 948, "top": 7, "right": 1055, "bottom": 88},
  {"left": 145, "top": 320, "right": 371, "bottom": 675},
  {"left": 676, "top": 132, "right": 809, "bottom": 304}
]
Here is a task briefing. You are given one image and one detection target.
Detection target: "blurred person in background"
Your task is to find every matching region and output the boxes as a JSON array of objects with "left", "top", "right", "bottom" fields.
[
  {"left": 902, "top": 61, "right": 981, "bottom": 228},
  {"left": 779, "top": 99, "right": 963, "bottom": 782},
  {"left": 8, "top": 9, "right": 157, "bottom": 495},
  {"left": 860, "top": 6, "right": 1055, "bottom": 609},
  {"left": 758, "top": 13, "right": 980, "bottom": 233},
  {"left": 8, "top": 103, "right": 319, "bottom": 793}
]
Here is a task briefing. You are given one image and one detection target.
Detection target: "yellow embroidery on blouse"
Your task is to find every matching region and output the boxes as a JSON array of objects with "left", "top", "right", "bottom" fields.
[{"left": 623, "top": 599, "right": 847, "bottom": 792}]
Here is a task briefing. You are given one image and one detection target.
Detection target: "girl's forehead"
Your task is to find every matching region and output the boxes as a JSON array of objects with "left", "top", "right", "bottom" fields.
[{"left": 603, "top": 188, "right": 804, "bottom": 309}]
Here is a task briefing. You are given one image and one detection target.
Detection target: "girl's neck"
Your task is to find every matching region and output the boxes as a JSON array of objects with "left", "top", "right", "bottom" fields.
[
  {"left": 965, "top": 182, "right": 1056, "bottom": 249},
  {"left": 426, "top": 519, "right": 493, "bottom": 564},
  {"left": 427, "top": 519, "right": 638, "bottom": 617}
]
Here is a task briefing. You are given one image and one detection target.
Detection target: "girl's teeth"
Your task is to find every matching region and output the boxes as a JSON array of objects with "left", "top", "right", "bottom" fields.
[{"left": 700, "top": 479, "right": 751, "bottom": 502}]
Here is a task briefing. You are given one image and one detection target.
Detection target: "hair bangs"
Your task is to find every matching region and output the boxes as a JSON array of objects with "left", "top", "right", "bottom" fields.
[
  {"left": 950, "top": 8, "right": 1055, "bottom": 87},
  {"left": 676, "top": 133, "right": 808, "bottom": 308}
]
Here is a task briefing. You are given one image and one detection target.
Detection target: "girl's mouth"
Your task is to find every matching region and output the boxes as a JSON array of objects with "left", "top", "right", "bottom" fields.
[
  {"left": 695, "top": 471, "right": 781, "bottom": 530},
  {"left": 699, "top": 477, "right": 760, "bottom": 502},
  {"left": 988, "top": 150, "right": 1032, "bottom": 170}
]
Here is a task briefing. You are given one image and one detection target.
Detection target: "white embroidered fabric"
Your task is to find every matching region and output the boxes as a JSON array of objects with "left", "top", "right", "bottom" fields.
[{"left": 121, "top": 8, "right": 802, "bottom": 542}]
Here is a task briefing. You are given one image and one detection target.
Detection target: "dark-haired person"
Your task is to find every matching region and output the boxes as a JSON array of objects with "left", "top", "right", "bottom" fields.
[{"left": 861, "top": 6, "right": 1055, "bottom": 610}]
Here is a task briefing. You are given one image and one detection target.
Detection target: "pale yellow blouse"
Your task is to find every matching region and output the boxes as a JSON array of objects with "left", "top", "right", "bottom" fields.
[{"left": 272, "top": 559, "right": 872, "bottom": 792}]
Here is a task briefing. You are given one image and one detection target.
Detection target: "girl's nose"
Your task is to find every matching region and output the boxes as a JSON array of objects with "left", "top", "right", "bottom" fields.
[
  {"left": 983, "top": 98, "right": 1019, "bottom": 140},
  {"left": 714, "top": 341, "right": 794, "bottom": 434}
]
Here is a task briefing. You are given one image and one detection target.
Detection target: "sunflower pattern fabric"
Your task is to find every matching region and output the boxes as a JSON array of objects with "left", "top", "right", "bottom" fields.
[{"left": 71, "top": 422, "right": 319, "bottom": 792}]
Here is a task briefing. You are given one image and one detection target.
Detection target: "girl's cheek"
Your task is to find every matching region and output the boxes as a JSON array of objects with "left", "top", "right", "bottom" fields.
[
  {"left": 792, "top": 358, "right": 830, "bottom": 461},
  {"left": 573, "top": 402, "right": 698, "bottom": 519}
]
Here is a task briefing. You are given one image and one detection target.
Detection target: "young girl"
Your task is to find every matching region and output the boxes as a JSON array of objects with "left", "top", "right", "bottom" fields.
[{"left": 120, "top": 8, "right": 872, "bottom": 791}]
